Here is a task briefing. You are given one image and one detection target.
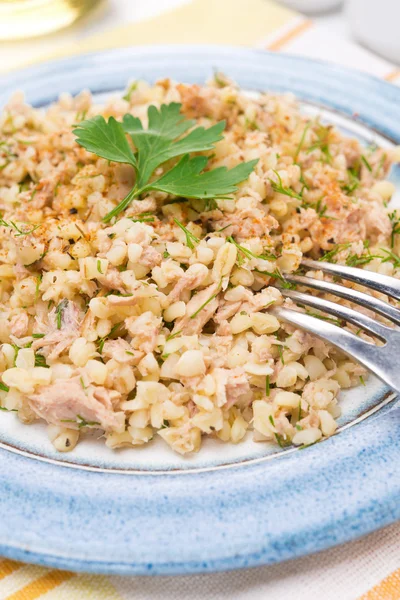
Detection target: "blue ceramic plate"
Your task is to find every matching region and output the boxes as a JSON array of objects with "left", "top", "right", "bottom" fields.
[{"left": 1, "top": 46, "right": 400, "bottom": 575}]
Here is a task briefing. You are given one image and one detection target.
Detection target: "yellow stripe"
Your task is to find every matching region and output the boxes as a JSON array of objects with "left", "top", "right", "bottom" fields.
[
  {"left": 5, "top": 570, "right": 75, "bottom": 600},
  {"left": 384, "top": 69, "right": 400, "bottom": 82},
  {"left": 0, "top": 560, "right": 23, "bottom": 580},
  {"left": 267, "top": 19, "right": 313, "bottom": 51},
  {"left": 358, "top": 568, "right": 400, "bottom": 600},
  {"left": 43, "top": 573, "right": 124, "bottom": 600}
]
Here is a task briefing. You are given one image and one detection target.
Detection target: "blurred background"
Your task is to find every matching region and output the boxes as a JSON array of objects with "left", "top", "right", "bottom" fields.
[{"left": 0, "top": 0, "right": 399, "bottom": 68}]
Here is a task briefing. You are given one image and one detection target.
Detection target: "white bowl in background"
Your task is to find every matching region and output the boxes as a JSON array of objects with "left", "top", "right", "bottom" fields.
[
  {"left": 278, "top": 0, "right": 343, "bottom": 13},
  {"left": 348, "top": 0, "right": 400, "bottom": 64}
]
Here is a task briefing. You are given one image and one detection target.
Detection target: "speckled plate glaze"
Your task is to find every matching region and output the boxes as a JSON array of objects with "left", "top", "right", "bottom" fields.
[{"left": 0, "top": 46, "right": 400, "bottom": 575}]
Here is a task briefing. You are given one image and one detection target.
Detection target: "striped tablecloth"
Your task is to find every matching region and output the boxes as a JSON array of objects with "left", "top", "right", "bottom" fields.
[{"left": 0, "top": 1, "right": 399, "bottom": 598}]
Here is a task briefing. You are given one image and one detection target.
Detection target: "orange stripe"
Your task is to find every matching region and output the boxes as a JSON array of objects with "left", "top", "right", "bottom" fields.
[
  {"left": 384, "top": 69, "right": 400, "bottom": 82},
  {"left": 358, "top": 568, "right": 400, "bottom": 600},
  {"left": 267, "top": 20, "right": 312, "bottom": 51},
  {"left": 0, "top": 559, "right": 23, "bottom": 580},
  {"left": 5, "top": 570, "right": 76, "bottom": 600}
]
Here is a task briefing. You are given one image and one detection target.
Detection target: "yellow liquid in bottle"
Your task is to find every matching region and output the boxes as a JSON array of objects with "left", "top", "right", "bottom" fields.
[{"left": 0, "top": 0, "right": 102, "bottom": 40}]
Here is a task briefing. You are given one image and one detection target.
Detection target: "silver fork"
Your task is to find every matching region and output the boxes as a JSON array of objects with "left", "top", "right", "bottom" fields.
[{"left": 271, "top": 258, "right": 400, "bottom": 394}]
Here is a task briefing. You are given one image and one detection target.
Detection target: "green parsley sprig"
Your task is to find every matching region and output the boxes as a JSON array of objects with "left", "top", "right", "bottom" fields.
[{"left": 73, "top": 102, "right": 258, "bottom": 223}]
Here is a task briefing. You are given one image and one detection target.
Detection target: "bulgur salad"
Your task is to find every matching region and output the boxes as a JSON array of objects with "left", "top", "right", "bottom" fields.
[{"left": 0, "top": 75, "right": 399, "bottom": 455}]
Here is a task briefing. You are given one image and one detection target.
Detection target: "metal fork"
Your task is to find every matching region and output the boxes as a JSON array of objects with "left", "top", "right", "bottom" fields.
[{"left": 271, "top": 258, "right": 400, "bottom": 394}]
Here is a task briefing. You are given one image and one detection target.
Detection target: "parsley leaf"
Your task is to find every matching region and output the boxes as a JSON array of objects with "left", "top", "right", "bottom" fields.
[
  {"left": 122, "top": 104, "right": 225, "bottom": 187},
  {"left": 148, "top": 154, "right": 258, "bottom": 199},
  {"left": 73, "top": 115, "right": 138, "bottom": 168},
  {"left": 74, "top": 103, "right": 257, "bottom": 223}
]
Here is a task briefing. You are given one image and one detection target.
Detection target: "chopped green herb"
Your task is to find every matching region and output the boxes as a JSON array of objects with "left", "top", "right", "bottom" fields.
[
  {"left": 359, "top": 375, "right": 366, "bottom": 386},
  {"left": 97, "top": 259, "right": 103, "bottom": 274},
  {"left": 173, "top": 218, "right": 200, "bottom": 249},
  {"left": 32, "top": 333, "right": 45, "bottom": 339},
  {"left": 203, "top": 198, "right": 219, "bottom": 212},
  {"left": 294, "top": 121, "right": 311, "bottom": 162},
  {"left": 254, "top": 267, "right": 294, "bottom": 289},
  {"left": 361, "top": 155, "right": 372, "bottom": 172},
  {"left": 265, "top": 375, "right": 270, "bottom": 397},
  {"left": 375, "top": 152, "right": 387, "bottom": 176},
  {"left": 388, "top": 211, "right": 400, "bottom": 249},
  {"left": 306, "top": 123, "right": 332, "bottom": 163},
  {"left": 379, "top": 248, "right": 400, "bottom": 269},
  {"left": 61, "top": 414, "right": 101, "bottom": 429},
  {"left": 163, "top": 250, "right": 170, "bottom": 259},
  {"left": 11, "top": 344, "right": 19, "bottom": 366},
  {"left": 305, "top": 309, "right": 341, "bottom": 327},
  {"left": 213, "top": 71, "right": 228, "bottom": 88},
  {"left": 227, "top": 236, "right": 276, "bottom": 263},
  {"left": 97, "top": 322, "right": 123, "bottom": 354},
  {"left": 0, "top": 382, "right": 9, "bottom": 393},
  {"left": 166, "top": 329, "right": 182, "bottom": 341},
  {"left": 128, "top": 215, "right": 155, "bottom": 223},
  {"left": 0, "top": 219, "right": 41, "bottom": 237},
  {"left": 122, "top": 81, "right": 138, "bottom": 102},
  {"left": 340, "top": 168, "right": 360, "bottom": 194},
  {"left": 269, "top": 170, "right": 302, "bottom": 201},
  {"left": 345, "top": 252, "right": 379, "bottom": 267},
  {"left": 190, "top": 288, "right": 220, "bottom": 319},
  {"left": 35, "top": 274, "right": 42, "bottom": 300},
  {"left": 55, "top": 299, "right": 68, "bottom": 330},
  {"left": 319, "top": 243, "right": 351, "bottom": 263},
  {"left": 34, "top": 353, "right": 48, "bottom": 368}
]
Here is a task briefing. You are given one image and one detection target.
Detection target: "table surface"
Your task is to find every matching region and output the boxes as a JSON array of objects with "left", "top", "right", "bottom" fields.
[{"left": 0, "top": 0, "right": 352, "bottom": 72}]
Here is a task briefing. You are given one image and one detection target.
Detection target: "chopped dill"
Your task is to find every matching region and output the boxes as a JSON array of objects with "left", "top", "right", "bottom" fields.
[
  {"left": 227, "top": 236, "right": 276, "bottom": 264},
  {"left": 96, "top": 259, "right": 103, "bottom": 274},
  {"left": 361, "top": 155, "right": 372, "bottom": 172},
  {"left": 305, "top": 309, "right": 341, "bottom": 327},
  {"left": 269, "top": 170, "right": 302, "bottom": 201},
  {"left": 294, "top": 121, "right": 311, "bottom": 162},
  {"left": 190, "top": 287, "right": 220, "bottom": 319},
  {"left": 166, "top": 329, "right": 182, "bottom": 341},
  {"left": 55, "top": 299, "right": 68, "bottom": 330},
  {"left": 254, "top": 267, "right": 294, "bottom": 289},
  {"left": 388, "top": 211, "right": 400, "bottom": 249},
  {"left": 173, "top": 218, "right": 200, "bottom": 249}
]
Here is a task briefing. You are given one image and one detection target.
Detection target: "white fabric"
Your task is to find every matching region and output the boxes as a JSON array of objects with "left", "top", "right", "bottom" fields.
[{"left": 109, "top": 523, "right": 400, "bottom": 600}]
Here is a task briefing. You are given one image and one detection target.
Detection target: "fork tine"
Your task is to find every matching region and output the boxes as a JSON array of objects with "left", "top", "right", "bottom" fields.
[
  {"left": 281, "top": 289, "right": 390, "bottom": 340},
  {"left": 302, "top": 258, "right": 400, "bottom": 301},
  {"left": 271, "top": 305, "right": 380, "bottom": 372},
  {"left": 285, "top": 274, "right": 400, "bottom": 326},
  {"left": 272, "top": 305, "right": 399, "bottom": 392}
]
